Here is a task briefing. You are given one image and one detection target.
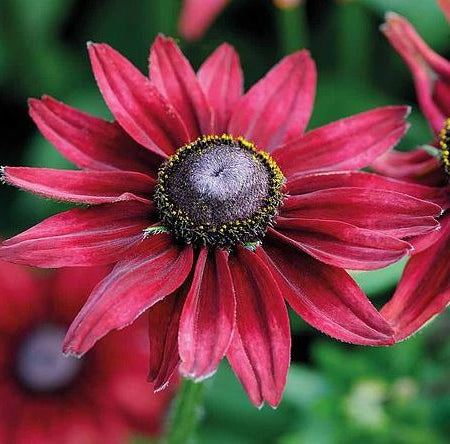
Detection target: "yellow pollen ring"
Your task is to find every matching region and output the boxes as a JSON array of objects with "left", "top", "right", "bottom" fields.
[
  {"left": 439, "top": 118, "right": 450, "bottom": 176},
  {"left": 153, "top": 134, "right": 285, "bottom": 248}
]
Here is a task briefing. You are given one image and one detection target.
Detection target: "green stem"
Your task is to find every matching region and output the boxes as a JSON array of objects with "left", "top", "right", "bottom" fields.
[
  {"left": 276, "top": 3, "right": 308, "bottom": 55},
  {"left": 148, "top": 0, "right": 179, "bottom": 36},
  {"left": 337, "top": 1, "right": 371, "bottom": 78},
  {"left": 164, "top": 379, "right": 206, "bottom": 444}
]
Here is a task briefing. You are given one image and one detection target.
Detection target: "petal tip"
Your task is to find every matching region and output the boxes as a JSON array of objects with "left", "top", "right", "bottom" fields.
[
  {"left": 62, "top": 348, "right": 83, "bottom": 359},
  {"left": 384, "top": 11, "right": 405, "bottom": 26}
]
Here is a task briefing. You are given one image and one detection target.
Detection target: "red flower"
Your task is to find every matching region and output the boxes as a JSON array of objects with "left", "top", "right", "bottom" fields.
[
  {"left": 179, "top": 0, "right": 303, "bottom": 41},
  {"left": 0, "top": 263, "right": 173, "bottom": 443},
  {"left": 373, "top": 11, "right": 450, "bottom": 342},
  {"left": 0, "top": 36, "right": 441, "bottom": 407},
  {"left": 380, "top": 11, "right": 450, "bottom": 135}
]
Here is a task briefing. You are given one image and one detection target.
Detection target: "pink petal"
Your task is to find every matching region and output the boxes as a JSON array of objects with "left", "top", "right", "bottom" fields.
[
  {"left": 28, "top": 96, "right": 163, "bottom": 176},
  {"left": 381, "top": 215, "right": 450, "bottom": 341},
  {"left": 0, "top": 202, "right": 152, "bottom": 267},
  {"left": 408, "top": 227, "right": 444, "bottom": 253},
  {"left": 259, "top": 230, "right": 395, "bottom": 345},
  {"left": 382, "top": 12, "right": 450, "bottom": 134},
  {"left": 2, "top": 167, "right": 154, "bottom": 204},
  {"left": 228, "top": 50, "right": 316, "bottom": 152},
  {"left": 148, "top": 290, "right": 185, "bottom": 391},
  {"left": 197, "top": 43, "right": 244, "bottom": 134},
  {"left": 281, "top": 187, "right": 441, "bottom": 238},
  {"left": 88, "top": 43, "right": 190, "bottom": 157},
  {"left": 274, "top": 217, "right": 411, "bottom": 270},
  {"left": 179, "top": 247, "right": 235, "bottom": 380},
  {"left": 150, "top": 35, "right": 213, "bottom": 138},
  {"left": 286, "top": 170, "right": 448, "bottom": 208},
  {"left": 370, "top": 148, "right": 445, "bottom": 187},
  {"left": 178, "top": 0, "right": 229, "bottom": 41},
  {"left": 226, "top": 246, "right": 290, "bottom": 408},
  {"left": 434, "top": 78, "right": 450, "bottom": 117},
  {"left": 63, "top": 235, "right": 194, "bottom": 355},
  {"left": 273, "top": 106, "right": 410, "bottom": 177}
]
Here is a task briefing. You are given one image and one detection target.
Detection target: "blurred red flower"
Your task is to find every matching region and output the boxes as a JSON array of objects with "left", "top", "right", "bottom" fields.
[
  {"left": 0, "top": 36, "right": 442, "bottom": 407},
  {"left": 371, "top": 10, "right": 450, "bottom": 341},
  {"left": 0, "top": 263, "right": 173, "bottom": 443},
  {"left": 179, "top": 0, "right": 303, "bottom": 41}
]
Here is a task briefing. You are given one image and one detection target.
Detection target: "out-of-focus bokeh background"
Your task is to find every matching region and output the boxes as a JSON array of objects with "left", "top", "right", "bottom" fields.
[{"left": 0, "top": 0, "right": 449, "bottom": 443}]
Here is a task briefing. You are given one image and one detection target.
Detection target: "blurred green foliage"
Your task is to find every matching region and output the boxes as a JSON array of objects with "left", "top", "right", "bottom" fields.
[{"left": 0, "top": 0, "right": 449, "bottom": 443}]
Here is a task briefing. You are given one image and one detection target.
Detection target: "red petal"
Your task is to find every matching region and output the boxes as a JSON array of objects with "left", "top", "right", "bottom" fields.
[
  {"left": 0, "top": 261, "right": 46, "bottom": 332},
  {"left": 229, "top": 50, "right": 316, "bottom": 152},
  {"left": 273, "top": 106, "right": 410, "bottom": 177},
  {"left": 226, "top": 246, "right": 290, "bottom": 408},
  {"left": 381, "top": 215, "right": 450, "bottom": 341},
  {"left": 2, "top": 167, "right": 154, "bottom": 204},
  {"left": 148, "top": 290, "right": 185, "bottom": 391},
  {"left": 88, "top": 43, "right": 190, "bottom": 157},
  {"left": 370, "top": 148, "right": 445, "bottom": 187},
  {"left": 281, "top": 187, "right": 441, "bottom": 238},
  {"left": 259, "top": 231, "right": 395, "bottom": 345},
  {"left": 150, "top": 35, "right": 213, "bottom": 138},
  {"left": 286, "top": 170, "right": 448, "bottom": 208},
  {"left": 382, "top": 13, "right": 450, "bottom": 134},
  {"left": 197, "top": 43, "right": 243, "bottom": 134},
  {"left": 178, "top": 0, "right": 229, "bottom": 41},
  {"left": 179, "top": 247, "right": 235, "bottom": 380},
  {"left": 28, "top": 96, "right": 163, "bottom": 176},
  {"left": 0, "top": 202, "right": 151, "bottom": 267},
  {"left": 274, "top": 217, "right": 411, "bottom": 270},
  {"left": 63, "top": 235, "right": 193, "bottom": 355}
]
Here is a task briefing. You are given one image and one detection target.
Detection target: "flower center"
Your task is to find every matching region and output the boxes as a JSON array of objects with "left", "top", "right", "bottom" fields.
[
  {"left": 154, "top": 135, "right": 285, "bottom": 248},
  {"left": 438, "top": 118, "right": 450, "bottom": 178},
  {"left": 15, "top": 325, "right": 82, "bottom": 393}
]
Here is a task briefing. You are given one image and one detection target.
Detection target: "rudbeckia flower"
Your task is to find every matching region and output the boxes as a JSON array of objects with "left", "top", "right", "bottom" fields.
[
  {"left": 0, "top": 36, "right": 442, "bottom": 407},
  {"left": 380, "top": 11, "right": 450, "bottom": 135},
  {"left": 0, "top": 263, "right": 173, "bottom": 443},
  {"left": 372, "top": 11, "right": 450, "bottom": 342},
  {"left": 179, "top": 0, "right": 303, "bottom": 41}
]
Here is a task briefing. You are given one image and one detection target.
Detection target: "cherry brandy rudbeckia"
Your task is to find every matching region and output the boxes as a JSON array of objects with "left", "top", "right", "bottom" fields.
[
  {"left": 381, "top": 11, "right": 450, "bottom": 135},
  {"left": 0, "top": 263, "right": 173, "bottom": 443},
  {"left": 373, "top": 12, "right": 450, "bottom": 342},
  {"left": 0, "top": 36, "right": 442, "bottom": 407}
]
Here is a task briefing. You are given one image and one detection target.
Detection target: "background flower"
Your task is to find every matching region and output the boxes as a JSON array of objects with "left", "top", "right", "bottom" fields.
[
  {"left": 0, "top": 262, "right": 174, "bottom": 443},
  {"left": 374, "top": 7, "right": 450, "bottom": 342}
]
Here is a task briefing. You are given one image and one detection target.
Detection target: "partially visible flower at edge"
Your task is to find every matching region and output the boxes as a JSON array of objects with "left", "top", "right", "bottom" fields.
[
  {"left": 179, "top": 0, "right": 303, "bottom": 41},
  {"left": 438, "top": 0, "right": 450, "bottom": 22},
  {"left": 371, "top": 10, "right": 450, "bottom": 342},
  {"left": 0, "top": 262, "right": 174, "bottom": 443},
  {"left": 0, "top": 36, "right": 443, "bottom": 407}
]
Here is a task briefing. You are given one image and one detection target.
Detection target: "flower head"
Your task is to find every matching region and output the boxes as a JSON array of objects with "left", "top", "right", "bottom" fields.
[
  {"left": 0, "top": 263, "right": 173, "bottom": 443},
  {"left": 374, "top": 9, "right": 450, "bottom": 342},
  {"left": 0, "top": 36, "right": 441, "bottom": 407}
]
